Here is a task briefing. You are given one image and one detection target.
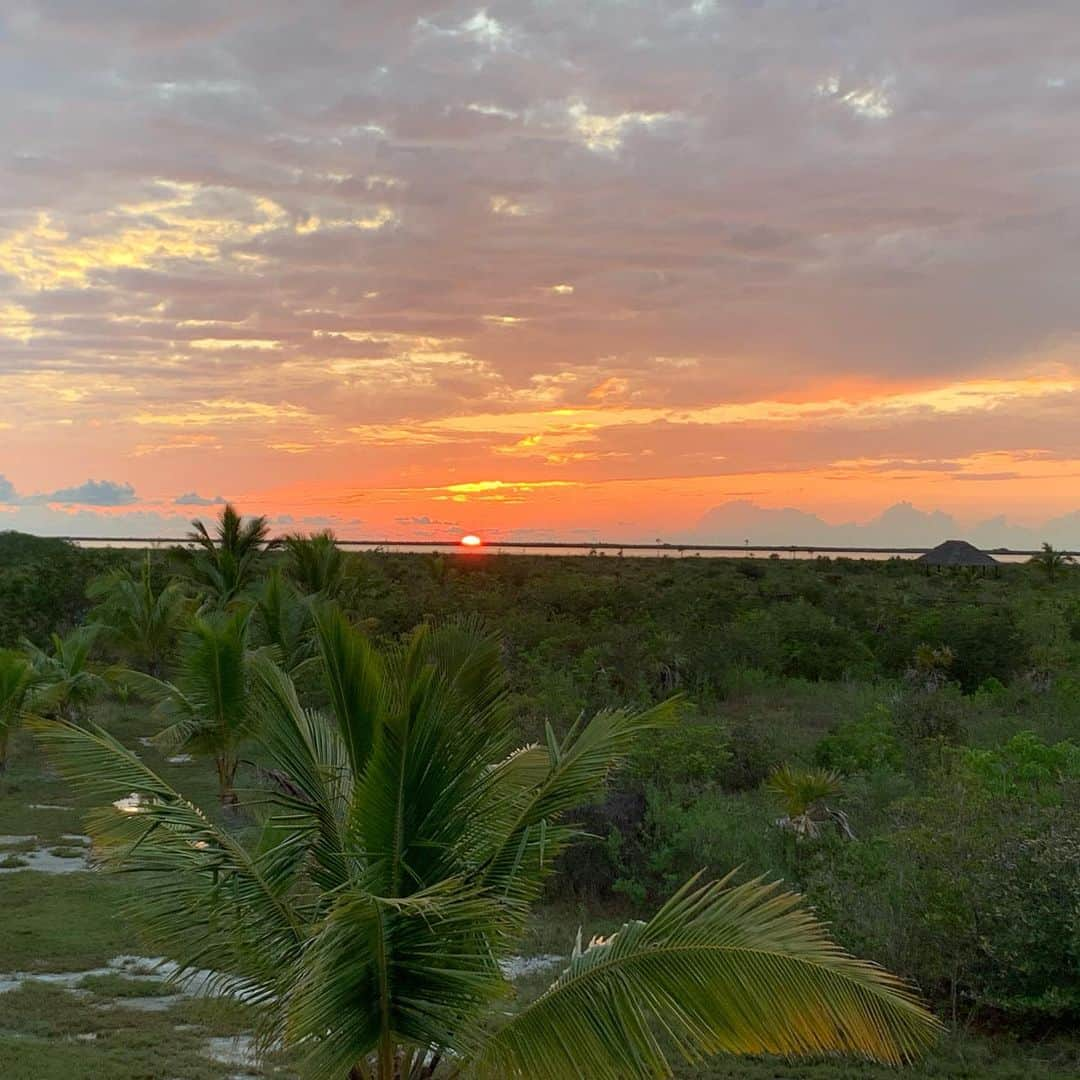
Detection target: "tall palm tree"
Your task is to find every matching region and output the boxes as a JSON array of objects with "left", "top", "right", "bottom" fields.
[
  {"left": 177, "top": 503, "right": 274, "bottom": 609},
  {"left": 39, "top": 607, "right": 939, "bottom": 1078},
  {"left": 120, "top": 610, "right": 253, "bottom": 807},
  {"left": 87, "top": 554, "right": 189, "bottom": 675},
  {"left": 285, "top": 529, "right": 347, "bottom": 599},
  {"left": 23, "top": 625, "right": 106, "bottom": 722},
  {"left": 1030, "top": 542, "right": 1074, "bottom": 583},
  {"left": 0, "top": 649, "right": 39, "bottom": 773}
]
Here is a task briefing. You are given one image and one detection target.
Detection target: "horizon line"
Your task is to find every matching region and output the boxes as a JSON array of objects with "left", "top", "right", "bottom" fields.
[{"left": 37, "top": 535, "right": 1078, "bottom": 557}]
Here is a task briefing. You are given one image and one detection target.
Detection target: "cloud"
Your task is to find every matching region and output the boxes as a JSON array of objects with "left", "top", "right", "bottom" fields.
[
  {"left": 2, "top": 2, "right": 1079, "bottom": 530},
  {"left": 174, "top": 491, "right": 225, "bottom": 506},
  {"left": 0, "top": 476, "right": 141, "bottom": 508},
  {"left": 689, "top": 500, "right": 1080, "bottom": 550},
  {"left": 41, "top": 479, "right": 138, "bottom": 506}
]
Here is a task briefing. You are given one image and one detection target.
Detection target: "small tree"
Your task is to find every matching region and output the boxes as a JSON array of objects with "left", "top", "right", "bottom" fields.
[
  {"left": 87, "top": 554, "right": 188, "bottom": 675},
  {"left": 1030, "top": 541, "right": 1074, "bottom": 583},
  {"left": 284, "top": 529, "right": 346, "bottom": 599},
  {"left": 251, "top": 568, "right": 315, "bottom": 676},
  {"left": 23, "top": 625, "right": 106, "bottom": 722},
  {"left": 906, "top": 643, "right": 955, "bottom": 693},
  {"left": 122, "top": 610, "right": 253, "bottom": 807},
  {"left": 176, "top": 503, "right": 274, "bottom": 609},
  {"left": 767, "top": 763, "right": 855, "bottom": 841}
]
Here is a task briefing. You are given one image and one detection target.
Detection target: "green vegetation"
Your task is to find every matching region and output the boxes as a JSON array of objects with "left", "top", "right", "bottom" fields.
[{"left": 1, "top": 515, "right": 1079, "bottom": 1077}]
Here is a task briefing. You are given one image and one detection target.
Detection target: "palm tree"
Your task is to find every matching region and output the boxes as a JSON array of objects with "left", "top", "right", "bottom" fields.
[
  {"left": 1030, "top": 542, "right": 1074, "bottom": 582},
  {"left": 251, "top": 568, "right": 315, "bottom": 676},
  {"left": 285, "top": 529, "right": 347, "bottom": 599},
  {"left": 24, "top": 625, "right": 107, "bottom": 722},
  {"left": 120, "top": 610, "right": 253, "bottom": 807},
  {"left": 766, "top": 763, "right": 855, "bottom": 841},
  {"left": 907, "top": 643, "right": 955, "bottom": 692},
  {"left": 87, "top": 554, "right": 189, "bottom": 675},
  {"left": 39, "top": 607, "right": 939, "bottom": 1078},
  {"left": 176, "top": 503, "right": 274, "bottom": 609},
  {"left": 0, "top": 650, "right": 39, "bottom": 773}
]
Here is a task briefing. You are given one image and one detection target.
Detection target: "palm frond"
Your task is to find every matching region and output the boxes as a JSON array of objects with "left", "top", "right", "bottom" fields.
[
  {"left": 478, "top": 699, "right": 681, "bottom": 911},
  {"left": 312, "top": 603, "right": 386, "bottom": 777},
  {"left": 288, "top": 880, "right": 507, "bottom": 1078},
  {"left": 251, "top": 568, "right": 315, "bottom": 674},
  {"left": 249, "top": 652, "right": 352, "bottom": 890},
  {"left": 284, "top": 529, "right": 346, "bottom": 598},
  {"left": 0, "top": 649, "right": 39, "bottom": 768},
  {"left": 766, "top": 764, "right": 843, "bottom": 818},
  {"left": 473, "top": 872, "right": 941, "bottom": 1078},
  {"left": 32, "top": 717, "right": 305, "bottom": 1003}
]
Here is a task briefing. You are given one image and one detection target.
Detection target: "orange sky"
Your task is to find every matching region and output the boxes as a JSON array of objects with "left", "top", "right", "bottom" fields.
[{"left": 1, "top": 4, "right": 1079, "bottom": 545}]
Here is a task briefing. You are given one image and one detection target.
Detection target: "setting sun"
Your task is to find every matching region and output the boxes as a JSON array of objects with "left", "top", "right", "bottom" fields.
[{"left": 459, "top": 534, "right": 483, "bottom": 547}]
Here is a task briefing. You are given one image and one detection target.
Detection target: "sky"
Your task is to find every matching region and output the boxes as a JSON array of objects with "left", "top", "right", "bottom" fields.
[{"left": 1, "top": 1, "right": 1079, "bottom": 545}]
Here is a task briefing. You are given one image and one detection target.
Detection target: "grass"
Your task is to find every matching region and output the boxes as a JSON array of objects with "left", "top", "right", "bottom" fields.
[
  {"left": 0, "top": 982, "right": 292, "bottom": 1079},
  {"left": 2, "top": 697, "right": 1078, "bottom": 1078},
  {"left": 1, "top": 873, "right": 137, "bottom": 972}
]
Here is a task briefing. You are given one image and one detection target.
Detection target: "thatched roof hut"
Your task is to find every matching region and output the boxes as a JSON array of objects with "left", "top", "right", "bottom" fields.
[{"left": 917, "top": 540, "right": 998, "bottom": 568}]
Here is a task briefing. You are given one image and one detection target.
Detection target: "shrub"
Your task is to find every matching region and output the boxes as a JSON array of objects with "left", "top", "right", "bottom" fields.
[{"left": 815, "top": 705, "right": 904, "bottom": 775}]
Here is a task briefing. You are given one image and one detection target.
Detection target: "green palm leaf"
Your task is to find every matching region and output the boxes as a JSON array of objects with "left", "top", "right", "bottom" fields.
[
  {"left": 248, "top": 651, "right": 353, "bottom": 891},
  {"left": 288, "top": 881, "right": 507, "bottom": 1078},
  {"left": 473, "top": 872, "right": 941, "bottom": 1078},
  {"left": 478, "top": 699, "right": 682, "bottom": 914},
  {"left": 312, "top": 602, "right": 386, "bottom": 777},
  {"left": 30, "top": 717, "right": 304, "bottom": 1009}
]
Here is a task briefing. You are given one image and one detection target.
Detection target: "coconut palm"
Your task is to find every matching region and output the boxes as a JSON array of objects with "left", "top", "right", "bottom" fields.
[
  {"left": 285, "top": 529, "right": 347, "bottom": 599},
  {"left": 87, "top": 554, "right": 189, "bottom": 675},
  {"left": 23, "top": 625, "right": 107, "bottom": 722},
  {"left": 38, "top": 607, "right": 939, "bottom": 1078},
  {"left": 176, "top": 502, "right": 274, "bottom": 609},
  {"left": 1030, "top": 542, "right": 1074, "bottom": 583},
  {"left": 251, "top": 568, "right": 315, "bottom": 676},
  {"left": 0, "top": 649, "right": 39, "bottom": 773},
  {"left": 120, "top": 610, "right": 253, "bottom": 807}
]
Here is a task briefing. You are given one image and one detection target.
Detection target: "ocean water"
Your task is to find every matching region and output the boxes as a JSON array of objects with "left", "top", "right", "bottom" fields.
[{"left": 65, "top": 538, "right": 1036, "bottom": 563}]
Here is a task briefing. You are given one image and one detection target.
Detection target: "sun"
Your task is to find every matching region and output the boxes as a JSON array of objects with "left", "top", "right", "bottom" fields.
[{"left": 459, "top": 534, "right": 483, "bottom": 547}]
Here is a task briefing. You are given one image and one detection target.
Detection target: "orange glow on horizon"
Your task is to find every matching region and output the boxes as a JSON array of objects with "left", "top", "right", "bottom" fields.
[{"left": 460, "top": 534, "right": 483, "bottom": 547}]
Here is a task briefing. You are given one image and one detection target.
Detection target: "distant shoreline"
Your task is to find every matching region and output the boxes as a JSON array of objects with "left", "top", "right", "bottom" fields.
[{"left": 43, "top": 536, "right": 1075, "bottom": 561}]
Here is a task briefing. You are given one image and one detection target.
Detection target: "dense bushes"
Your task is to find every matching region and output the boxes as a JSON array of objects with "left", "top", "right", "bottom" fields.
[
  {"left": 0, "top": 533, "right": 123, "bottom": 647},
  {"left": 807, "top": 737, "right": 1080, "bottom": 1027}
]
